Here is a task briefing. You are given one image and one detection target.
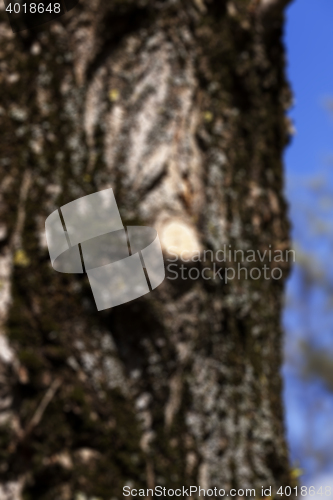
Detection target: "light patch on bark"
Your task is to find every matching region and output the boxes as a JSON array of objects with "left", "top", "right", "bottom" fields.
[
  {"left": 124, "top": 44, "right": 171, "bottom": 189},
  {"left": 0, "top": 336, "right": 14, "bottom": 365},
  {"left": 0, "top": 169, "right": 31, "bottom": 347},
  {"left": 259, "top": 0, "right": 291, "bottom": 19},
  {"left": 159, "top": 220, "right": 201, "bottom": 257},
  {"left": 11, "top": 170, "right": 32, "bottom": 250},
  {"left": 0, "top": 253, "right": 12, "bottom": 331},
  {"left": 0, "top": 479, "right": 25, "bottom": 500},
  {"left": 104, "top": 104, "right": 124, "bottom": 175},
  {"left": 260, "top": 0, "right": 288, "bottom": 10},
  {"left": 198, "top": 461, "right": 209, "bottom": 490},
  {"left": 164, "top": 371, "right": 183, "bottom": 429},
  {"left": 84, "top": 66, "right": 107, "bottom": 151}
]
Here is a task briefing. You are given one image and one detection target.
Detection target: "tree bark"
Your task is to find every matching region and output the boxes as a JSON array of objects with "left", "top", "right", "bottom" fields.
[{"left": 0, "top": 0, "right": 293, "bottom": 498}]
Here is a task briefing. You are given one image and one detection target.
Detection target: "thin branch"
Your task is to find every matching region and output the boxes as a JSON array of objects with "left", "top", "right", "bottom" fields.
[
  {"left": 10, "top": 169, "right": 32, "bottom": 251},
  {"left": 24, "top": 378, "right": 62, "bottom": 437}
]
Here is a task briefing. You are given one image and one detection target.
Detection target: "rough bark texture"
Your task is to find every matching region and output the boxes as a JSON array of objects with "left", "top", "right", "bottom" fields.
[{"left": 0, "top": 0, "right": 293, "bottom": 498}]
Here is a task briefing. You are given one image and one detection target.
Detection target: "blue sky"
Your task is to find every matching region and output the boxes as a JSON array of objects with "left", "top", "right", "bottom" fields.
[
  {"left": 283, "top": 0, "right": 333, "bottom": 482},
  {"left": 285, "top": 0, "right": 333, "bottom": 180}
]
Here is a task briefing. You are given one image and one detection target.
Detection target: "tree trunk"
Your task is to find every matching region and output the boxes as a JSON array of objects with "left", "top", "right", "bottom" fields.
[{"left": 0, "top": 0, "right": 293, "bottom": 498}]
